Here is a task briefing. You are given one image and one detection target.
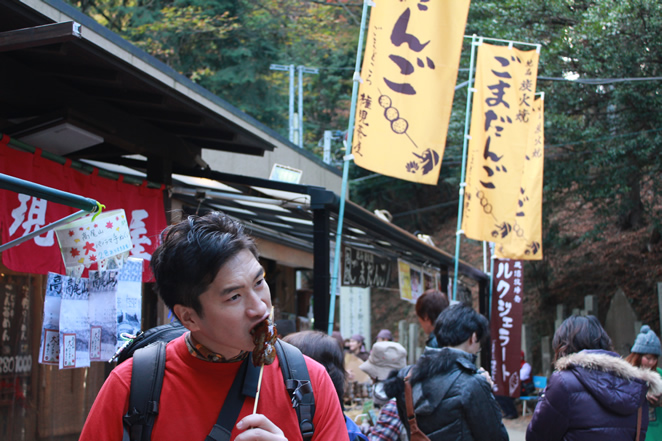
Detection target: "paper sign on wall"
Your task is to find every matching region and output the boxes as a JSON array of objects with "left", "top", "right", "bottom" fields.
[
  {"left": 39, "top": 273, "right": 63, "bottom": 365},
  {"left": 59, "top": 275, "right": 90, "bottom": 369},
  {"left": 55, "top": 209, "right": 132, "bottom": 275}
]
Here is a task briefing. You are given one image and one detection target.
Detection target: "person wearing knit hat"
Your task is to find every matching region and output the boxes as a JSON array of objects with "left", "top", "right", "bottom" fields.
[
  {"left": 376, "top": 329, "right": 393, "bottom": 342},
  {"left": 631, "top": 325, "right": 662, "bottom": 358},
  {"left": 348, "top": 334, "right": 369, "bottom": 361},
  {"left": 625, "top": 325, "right": 662, "bottom": 441}
]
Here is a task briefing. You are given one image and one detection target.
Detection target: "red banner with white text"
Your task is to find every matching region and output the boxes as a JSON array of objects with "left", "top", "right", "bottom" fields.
[
  {"left": 490, "top": 259, "right": 524, "bottom": 397},
  {"left": 0, "top": 142, "right": 166, "bottom": 282}
]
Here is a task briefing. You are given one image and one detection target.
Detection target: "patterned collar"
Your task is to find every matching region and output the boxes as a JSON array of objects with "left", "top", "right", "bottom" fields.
[{"left": 185, "top": 331, "right": 248, "bottom": 363}]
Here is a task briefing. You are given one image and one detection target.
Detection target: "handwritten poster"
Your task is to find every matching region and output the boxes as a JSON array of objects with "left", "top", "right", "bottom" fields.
[
  {"left": 39, "top": 272, "right": 63, "bottom": 365},
  {"left": 40, "top": 258, "right": 142, "bottom": 367},
  {"left": 59, "top": 275, "right": 90, "bottom": 369},
  {"left": 115, "top": 258, "right": 143, "bottom": 351},
  {"left": 55, "top": 209, "right": 133, "bottom": 274},
  {"left": 88, "top": 270, "right": 119, "bottom": 361}
]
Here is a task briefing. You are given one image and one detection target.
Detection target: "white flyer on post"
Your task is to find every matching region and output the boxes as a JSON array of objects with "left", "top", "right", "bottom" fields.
[
  {"left": 39, "top": 272, "right": 63, "bottom": 365},
  {"left": 59, "top": 275, "right": 90, "bottom": 369}
]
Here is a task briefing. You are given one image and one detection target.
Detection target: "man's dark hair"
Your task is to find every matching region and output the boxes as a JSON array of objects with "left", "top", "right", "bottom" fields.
[
  {"left": 552, "top": 315, "right": 613, "bottom": 361},
  {"left": 415, "top": 289, "right": 450, "bottom": 324},
  {"left": 284, "top": 331, "right": 346, "bottom": 406},
  {"left": 150, "top": 212, "right": 258, "bottom": 317},
  {"left": 434, "top": 303, "right": 490, "bottom": 348}
]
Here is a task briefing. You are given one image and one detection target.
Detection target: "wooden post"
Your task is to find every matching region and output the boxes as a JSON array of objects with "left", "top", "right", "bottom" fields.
[
  {"left": 554, "top": 304, "right": 565, "bottom": 331},
  {"left": 408, "top": 322, "right": 418, "bottom": 364},
  {"left": 541, "top": 336, "right": 552, "bottom": 377}
]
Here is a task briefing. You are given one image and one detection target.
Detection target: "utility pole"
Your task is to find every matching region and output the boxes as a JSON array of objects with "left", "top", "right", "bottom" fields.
[
  {"left": 269, "top": 64, "right": 295, "bottom": 143},
  {"left": 297, "top": 66, "right": 319, "bottom": 148},
  {"left": 270, "top": 64, "right": 318, "bottom": 148}
]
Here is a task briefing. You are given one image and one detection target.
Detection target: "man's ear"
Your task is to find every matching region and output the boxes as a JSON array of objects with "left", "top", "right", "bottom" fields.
[{"left": 173, "top": 304, "right": 199, "bottom": 332}]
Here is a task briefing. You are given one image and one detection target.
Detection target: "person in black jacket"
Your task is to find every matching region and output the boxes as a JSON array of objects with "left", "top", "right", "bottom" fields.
[{"left": 384, "top": 303, "right": 508, "bottom": 441}]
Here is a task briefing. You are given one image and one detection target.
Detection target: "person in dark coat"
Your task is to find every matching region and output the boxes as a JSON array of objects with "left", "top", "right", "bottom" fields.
[
  {"left": 384, "top": 303, "right": 508, "bottom": 441},
  {"left": 526, "top": 315, "right": 662, "bottom": 441}
]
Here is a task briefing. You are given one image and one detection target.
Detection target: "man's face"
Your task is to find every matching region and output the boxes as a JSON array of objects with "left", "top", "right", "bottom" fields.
[{"left": 177, "top": 248, "right": 271, "bottom": 359}]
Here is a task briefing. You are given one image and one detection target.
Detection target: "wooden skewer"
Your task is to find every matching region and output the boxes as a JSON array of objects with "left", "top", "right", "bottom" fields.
[
  {"left": 253, "top": 306, "right": 274, "bottom": 414},
  {"left": 253, "top": 365, "right": 265, "bottom": 414}
]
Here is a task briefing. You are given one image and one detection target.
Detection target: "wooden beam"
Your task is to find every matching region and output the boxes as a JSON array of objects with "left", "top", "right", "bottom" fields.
[{"left": 0, "top": 22, "right": 81, "bottom": 53}]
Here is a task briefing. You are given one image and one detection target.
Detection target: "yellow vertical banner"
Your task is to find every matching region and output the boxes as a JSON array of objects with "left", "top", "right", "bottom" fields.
[
  {"left": 496, "top": 96, "right": 544, "bottom": 259},
  {"left": 352, "top": 0, "right": 471, "bottom": 185},
  {"left": 462, "top": 43, "right": 540, "bottom": 241}
]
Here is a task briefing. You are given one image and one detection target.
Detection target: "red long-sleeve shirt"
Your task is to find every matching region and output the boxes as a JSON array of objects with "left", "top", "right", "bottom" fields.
[{"left": 80, "top": 334, "right": 348, "bottom": 441}]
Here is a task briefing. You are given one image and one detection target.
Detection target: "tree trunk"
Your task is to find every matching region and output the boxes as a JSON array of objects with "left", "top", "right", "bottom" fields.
[{"left": 619, "top": 169, "right": 644, "bottom": 230}]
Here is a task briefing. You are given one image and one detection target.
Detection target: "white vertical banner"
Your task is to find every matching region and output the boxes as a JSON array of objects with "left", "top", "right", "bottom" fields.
[{"left": 340, "top": 286, "right": 371, "bottom": 349}]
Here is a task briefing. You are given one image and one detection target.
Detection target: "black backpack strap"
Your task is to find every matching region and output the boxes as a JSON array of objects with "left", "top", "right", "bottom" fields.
[
  {"left": 275, "top": 340, "right": 315, "bottom": 440},
  {"left": 123, "top": 341, "right": 167, "bottom": 441},
  {"left": 205, "top": 357, "right": 252, "bottom": 441}
]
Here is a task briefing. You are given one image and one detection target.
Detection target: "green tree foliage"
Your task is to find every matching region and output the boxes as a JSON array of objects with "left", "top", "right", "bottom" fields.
[{"left": 459, "top": 0, "right": 662, "bottom": 235}]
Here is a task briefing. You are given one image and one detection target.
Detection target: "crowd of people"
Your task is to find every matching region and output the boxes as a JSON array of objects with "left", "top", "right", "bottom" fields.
[{"left": 80, "top": 212, "right": 662, "bottom": 441}]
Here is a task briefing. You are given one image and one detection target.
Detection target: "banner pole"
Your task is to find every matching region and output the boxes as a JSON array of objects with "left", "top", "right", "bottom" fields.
[
  {"left": 327, "top": 0, "right": 371, "bottom": 335},
  {"left": 452, "top": 35, "right": 480, "bottom": 301},
  {"left": 489, "top": 242, "right": 495, "bottom": 321}
]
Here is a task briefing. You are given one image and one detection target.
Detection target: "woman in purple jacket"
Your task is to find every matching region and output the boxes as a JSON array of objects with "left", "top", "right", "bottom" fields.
[{"left": 526, "top": 315, "right": 662, "bottom": 441}]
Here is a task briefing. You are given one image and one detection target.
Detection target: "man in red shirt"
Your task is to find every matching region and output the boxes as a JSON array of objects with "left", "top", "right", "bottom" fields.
[{"left": 80, "top": 212, "right": 348, "bottom": 441}]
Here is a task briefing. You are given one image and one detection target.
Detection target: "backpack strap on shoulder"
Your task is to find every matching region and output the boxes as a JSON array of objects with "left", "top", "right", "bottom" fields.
[
  {"left": 123, "top": 341, "right": 167, "bottom": 441},
  {"left": 275, "top": 339, "right": 315, "bottom": 440},
  {"left": 205, "top": 357, "right": 251, "bottom": 441}
]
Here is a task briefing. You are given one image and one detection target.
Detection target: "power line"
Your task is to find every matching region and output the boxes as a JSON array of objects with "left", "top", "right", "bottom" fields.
[
  {"left": 538, "top": 76, "right": 662, "bottom": 85},
  {"left": 546, "top": 127, "right": 662, "bottom": 148},
  {"left": 392, "top": 200, "right": 459, "bottom": 218}
]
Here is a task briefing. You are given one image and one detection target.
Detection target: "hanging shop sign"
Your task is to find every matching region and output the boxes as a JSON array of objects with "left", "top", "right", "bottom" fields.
[
  {"left": 341, "top": 246, "right": 392, "bottom": 288},
  {"left": 490, "top": 259, "right": 524, "bottom": 398}
]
